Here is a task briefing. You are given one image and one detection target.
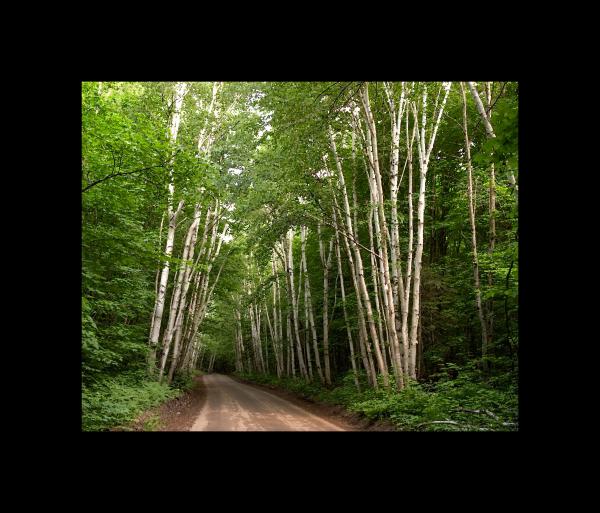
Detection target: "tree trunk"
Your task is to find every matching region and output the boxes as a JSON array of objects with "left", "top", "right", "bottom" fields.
[
  {"left": 409, "top": 82, "right": 452, "bottom": 380},
  {"left": 461, "top": 82, "right": 490, "bottom": 372},
  {"left": 333, "top": 211, "right": 361, "bottom": 392},
  {"left": 148, "top": 83, "right": 188, "bottom": 376},
  {"left": 329, "top": 127, "right": 386, "bottom": 387},
  {"left": 359, "top": 84, "right": 403, "bottom": 389},
  {"left": 301, "top": 226, "right": 323, "bottom": 382},
  {"left": 485, "top": 82, "right": 496, "bottom": 348},
  {"left": 318, "top": 224, "right": 334, "bottom": 385},
  {"left": 149, "top": 212, "right": 166, "bottom": 343},
  {"left": 466, "top": 81, "right": 517, "bottom": 204},
  {"left": 159, "top": 205, "right": 202, "bottom": 381},
  {"left": 166, "top": 205, "right": 203, "bottom": 382},
  {"left": 402, "top": 110, "right": 417, "bottom": 377},
  {"left": 285, "top": 229, "right": 308, "bottom": 380}
]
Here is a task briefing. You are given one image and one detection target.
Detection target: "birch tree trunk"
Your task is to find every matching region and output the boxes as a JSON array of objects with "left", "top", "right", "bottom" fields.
[
  {"left": 359, "top": 84, "right": 403, "bottom": 388},
  {"left": 285, "top": 229, "right": 308, "bottom": 380},
  {"left": 461, "top": 82, "right": 490, "bottom": 372},
  {"left": 276, "top": 260, "right": 284, "bottom": 375},
  {"left": 485, "top": 82, "right": 496, "bottom": 347},
  {"left": 264, "top": 303, "right": 281, "bottom": 377},
  {"left": 159, "top": 205, "right": 202, "bottom": 381},
  {"left": 197, "top": 81, "right": 223, "bottom": 155},
  {"left": 270, "top": 256, "right": 284, "bottom": 377},
  {"left": 329, "top": 126, "right": 387, "bottom": 388},
  {"left": 147, "top": 81, "right": 188, "bottom": 376},
  {"left": 367, "top": 203, "right": 389, "bottom": 373},
  {"left": 166, "top": 205, "right": 203, "bottom": 382},
  {"left": 340, "top": 211, "right": 376, "bottom": 387},
  {"left": 409, "top": 82, "right": 452, "bottom": 380},
  {"left": 318, "top": 224, "right": 334, "bottom": 385},
  {"left": 180, "top": 216, "right": 228, "bottom": 367},
  {"left": 333, "top": 210, "right": 361, "bottom": 392},
  {"left": 466, "top": 81, "right": 517, "bottom": 204},
  {"left": 383, "top": 82, "right": 408, "bottom": 376},
  {"left": 301, "top": 226, "right": 323, "bottom": 383},
  {"left": 402, "top": 110, "right": 417, "bottom": 377},
  {"left": 296, "top": 239, "right": 313, "bottom": 381},
  {"left": 234, "top": 308, "right": 244, "bottom": 373},
  {"left": 149, "top": 212, "right": 166, "bottom": 344}
]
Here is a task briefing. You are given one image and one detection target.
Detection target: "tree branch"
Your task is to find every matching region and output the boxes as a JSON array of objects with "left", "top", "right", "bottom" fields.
[{"left": 82, "top": 165, "right": 165, "bottom": 193}]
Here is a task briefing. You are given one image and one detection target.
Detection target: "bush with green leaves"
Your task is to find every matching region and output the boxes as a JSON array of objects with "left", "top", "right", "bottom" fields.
[{"left": 82, "top": 376, "right": 178, "bottom": 431}]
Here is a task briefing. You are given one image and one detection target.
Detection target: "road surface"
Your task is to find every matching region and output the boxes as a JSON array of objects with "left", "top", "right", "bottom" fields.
[{"left": 190, "top": 373, "right": 346, "bottom": 431}]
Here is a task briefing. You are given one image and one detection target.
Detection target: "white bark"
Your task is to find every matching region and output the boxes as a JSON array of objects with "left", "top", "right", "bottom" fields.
[
  {"left": 461, "top": 82, "right": 490, "bottom": 371},
  {"left": 149, "top": 212, "right": 166, "bottom": 342},
  {"left": 148, "top": 82, "right": 188, "bottom": 375},
  {"left": 166, "top": 205, "right": 203, "bottom": 382},
  {"left": 329, "top": 126, "right": 387, "bottom": 387},
  {"left": 158, "top": 205, "right": 202, "bottom": 381},
  {"left": 285, "top": 229, "right": 308, "bottom": 380},
  {"left": 333, "top": 199, "right": 375, "bottom": 387},
  {"left": 187, "top": 221, "right": 229, "bottom": 346},
  {"left": 486, "top": 82, "right": 496, "bottom": 344},
  {"left": 333, "top": 209, "right": 361, "bottom": 391},
  {"left": 384, "top": 82, "right": 408, "bottom": 380},
  {"left": 402, "top": 110, "right": 417, "bottom": 376},
  {"left": 302, "top": 225, "right": 323, "bottom": 383},
  {"left": 318, "top": 224, "right": 334, "bottom": 385},
  {"left": 197, "top": 81, "right": 223, "bottom": 155},
  {"left": 408, "top": 82, "right": 452, "bottom": 380},
  {"left": 467, "top": 81, "right": 517, "bottom": 201},
  {"left": 359, "top": 84, "right": 403, "bottom": 388},
  {"left": 148, "top": 200, "right": 184, "bottom": 373}
]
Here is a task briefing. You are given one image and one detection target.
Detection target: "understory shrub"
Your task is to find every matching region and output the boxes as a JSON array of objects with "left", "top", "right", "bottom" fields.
[{"left": 82, "top": 377, "right": 179, "bottom": 431}]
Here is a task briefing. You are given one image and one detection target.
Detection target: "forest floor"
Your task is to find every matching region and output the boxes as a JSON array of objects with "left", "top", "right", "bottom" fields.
[{"left": 120, "top": 375, "right": 208, "bottom": 431}]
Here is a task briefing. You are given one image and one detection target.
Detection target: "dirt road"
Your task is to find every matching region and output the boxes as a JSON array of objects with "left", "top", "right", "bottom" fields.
[{"left": 190, "top": 373, "right": 347, "bottom": 431}]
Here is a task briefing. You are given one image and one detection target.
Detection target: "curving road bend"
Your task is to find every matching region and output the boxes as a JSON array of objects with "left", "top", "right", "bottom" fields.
[{"left": 190, "top": 373, "right": 346, "bottom": 431}]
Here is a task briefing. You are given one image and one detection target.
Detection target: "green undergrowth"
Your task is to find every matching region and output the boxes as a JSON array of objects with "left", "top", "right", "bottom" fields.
[
  {"left": 236, "top": 363, "right": 518, "bottom": 431},
  {"left": 82, "top": 370, "right": 200, "bottom": 431}
]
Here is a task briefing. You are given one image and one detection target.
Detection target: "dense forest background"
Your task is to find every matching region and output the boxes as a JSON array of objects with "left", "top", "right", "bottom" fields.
[{"left": 82, "top": 81, "right": 518, "bottom": 431}]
